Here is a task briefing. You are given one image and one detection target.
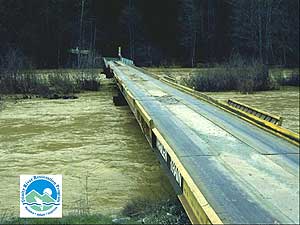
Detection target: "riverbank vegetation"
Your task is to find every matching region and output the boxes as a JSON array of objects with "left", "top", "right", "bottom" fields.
[
  {"left": 0, "top": 48, "right": 101, "bottom": 99},
  {"left": 182, "top": 56, "right": 274, "bottom": 93},
  {"left": 0, "top": 70, "right": 101, "bottom": 99},
  {"left": 1, "top": 199, "right": 190, "bottom": 224},
  {"left": 122, "top": 198, "right": 189, "bottom": 224},
  {"left": 274, "top": 70, "right": 300, "bottom": 86},
  {"left": 148, "top": 56, "right": 299, "bottom": 93},
  {"left": 182, "top": 64, "right": 298, "bottom": 93}
]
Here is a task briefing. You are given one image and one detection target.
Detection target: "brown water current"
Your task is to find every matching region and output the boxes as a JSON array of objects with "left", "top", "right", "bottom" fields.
[{"left": 0, "top": 80, "right": 174, "bottom": 217}]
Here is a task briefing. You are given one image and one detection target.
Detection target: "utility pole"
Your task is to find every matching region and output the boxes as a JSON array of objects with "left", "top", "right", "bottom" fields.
[{"left": 79, "top": 0, "right": 85, "bottom": 68}]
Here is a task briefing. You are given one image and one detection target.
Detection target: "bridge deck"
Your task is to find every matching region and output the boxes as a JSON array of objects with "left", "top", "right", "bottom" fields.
[{"left": 108, "top": 60, "right": 299, "bottom": 224}]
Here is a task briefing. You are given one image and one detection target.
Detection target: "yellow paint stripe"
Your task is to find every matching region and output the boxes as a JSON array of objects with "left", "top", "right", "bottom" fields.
[
  {"left": 152, "top": 128, "right": 223, "bottom": 225},
  {"left": 115, "top": 75, "right": 123, "bottom": 85},
  {"left": 123, "top": 89, "right": 135, "bottom": 110},
  {"left": 135, "top": 100, "right": 153, "bottom": 128},
  {"left": 178, "top": 195, "right": 208, "bottom": 225},
  {"left": 126, "top": 89, "right": 135, "bottom": 101}
]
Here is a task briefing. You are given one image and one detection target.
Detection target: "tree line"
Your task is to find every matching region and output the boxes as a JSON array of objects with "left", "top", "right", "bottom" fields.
[{"left": 0, "top": 0, "right": 299, "bottom": 69}]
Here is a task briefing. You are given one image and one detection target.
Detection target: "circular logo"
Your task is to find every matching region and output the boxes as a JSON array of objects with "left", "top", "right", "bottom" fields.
[{"left": 21, "top": 175, "right": 61, "bottom": 216}]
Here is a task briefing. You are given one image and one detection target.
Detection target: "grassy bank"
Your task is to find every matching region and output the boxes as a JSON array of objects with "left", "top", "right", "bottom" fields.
[
  {"left": 0, "top": 69, "right": 101, "bottom": 99},
  {"left": 1, "top": 199, "right": 190, "bottom": 224}
]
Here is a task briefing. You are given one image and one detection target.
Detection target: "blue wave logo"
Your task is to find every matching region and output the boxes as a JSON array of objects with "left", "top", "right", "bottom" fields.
[
  {"left": 23, "top": 202, "right": 60, "bottom": 206},
  {"left": 20, "top": 175, "right": 62, "bottom": 217}
]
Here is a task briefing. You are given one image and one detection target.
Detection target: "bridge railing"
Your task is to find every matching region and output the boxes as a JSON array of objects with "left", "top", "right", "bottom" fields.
[
  {"left": 227, "top": 99, "right": 283, "bottom": 126},
  {"left": 121, "top": 57, "right": 134, "bottom": 66},
  {"left": 103, "top": 57, "right": 134, "bottom": 66}
]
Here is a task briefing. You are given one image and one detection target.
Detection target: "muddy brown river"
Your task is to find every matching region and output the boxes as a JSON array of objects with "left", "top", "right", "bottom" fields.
[
  {"left": 0, "top": 78, "right": 298, "bottom": 218},
  {"left": 0, "top": 80, "right": 174, "bottom": 217}
]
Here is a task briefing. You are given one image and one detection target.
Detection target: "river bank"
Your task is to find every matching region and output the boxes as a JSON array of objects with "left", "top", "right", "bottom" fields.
[{"left": 0, "top": 69, "right": 101, "bottom": 99}]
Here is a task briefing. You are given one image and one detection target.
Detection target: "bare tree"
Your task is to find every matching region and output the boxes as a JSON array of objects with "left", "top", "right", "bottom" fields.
[
  {"left": 119, "top": 0, "right": 151, "bottom": 65},
  {"left": 230, "top": 0, "right": 299, "bottom": 65},
  {"left": 178, "top": 0, "right": 200, "bottom": 67},
  {"left": 0, "top": 46, "right": 31, "bottom": 94},
  {"left": 120, "top": 0, "right": 141, "bottom": 60}
]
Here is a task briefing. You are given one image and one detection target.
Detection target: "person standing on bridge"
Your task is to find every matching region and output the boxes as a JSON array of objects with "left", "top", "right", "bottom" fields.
[{"left": 118, "top": 46, "right": 122, "bottom": 60}]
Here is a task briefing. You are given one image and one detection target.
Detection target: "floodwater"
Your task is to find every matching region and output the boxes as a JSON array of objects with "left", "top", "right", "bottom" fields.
[
  {"left": 0, "top": 80, "right": 174, "bottom": 217},
  {"left": 205, "top": 86, "right": 300, "bottom": 133}
]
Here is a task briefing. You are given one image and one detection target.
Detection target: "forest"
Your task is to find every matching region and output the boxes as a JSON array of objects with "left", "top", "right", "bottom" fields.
[{"left": 0, "top": 0, "right": 299, "bottom": 69}]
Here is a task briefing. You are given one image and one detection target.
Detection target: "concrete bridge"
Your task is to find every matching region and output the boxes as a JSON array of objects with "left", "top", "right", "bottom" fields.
[{"left": 103, "top": 57, "right": 299, "bottom": 224}]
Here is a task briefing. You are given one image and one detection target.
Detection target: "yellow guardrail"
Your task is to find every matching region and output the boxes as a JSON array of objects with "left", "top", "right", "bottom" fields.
[
  {"left": 153, "top": 128, "right": 223, "bottom": 225},
  {"left": 227, "top": 99, "right": 283, "bottom": 125}
]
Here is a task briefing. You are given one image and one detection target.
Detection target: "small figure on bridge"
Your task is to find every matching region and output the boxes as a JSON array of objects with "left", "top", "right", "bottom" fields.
[{"left": 118, "top": 46, "right": 122, "bottom": 59}]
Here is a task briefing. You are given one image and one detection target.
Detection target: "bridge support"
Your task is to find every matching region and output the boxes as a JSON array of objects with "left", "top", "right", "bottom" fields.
[
  {"left": 113, "top": 89, "right": 128, "bottom": 106},
  {"left": 103, "top": 66, "right": 114, "bottom": 78}
]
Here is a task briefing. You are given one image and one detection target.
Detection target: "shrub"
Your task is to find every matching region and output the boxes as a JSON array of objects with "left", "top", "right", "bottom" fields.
[
  {"left": 281, "top": 71, "right": 300, "bottom": 86},
  {"left": 48, "top": 74, "right": 78, "bottom": 95},
  {"left": 122, "top": 198, "right": 190, "bottom": 224},
  {"left": 0, "top": 71, "right": 101, "bottom": 98},
  {"left": 183, "top": 56, "right": 274, "bottom": 93},
  {"left": 77, "top": 71, "right": 100, "bottom": 91},
  {"left": 0, "top": 47, "right": 100, "bottom": 97}
]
